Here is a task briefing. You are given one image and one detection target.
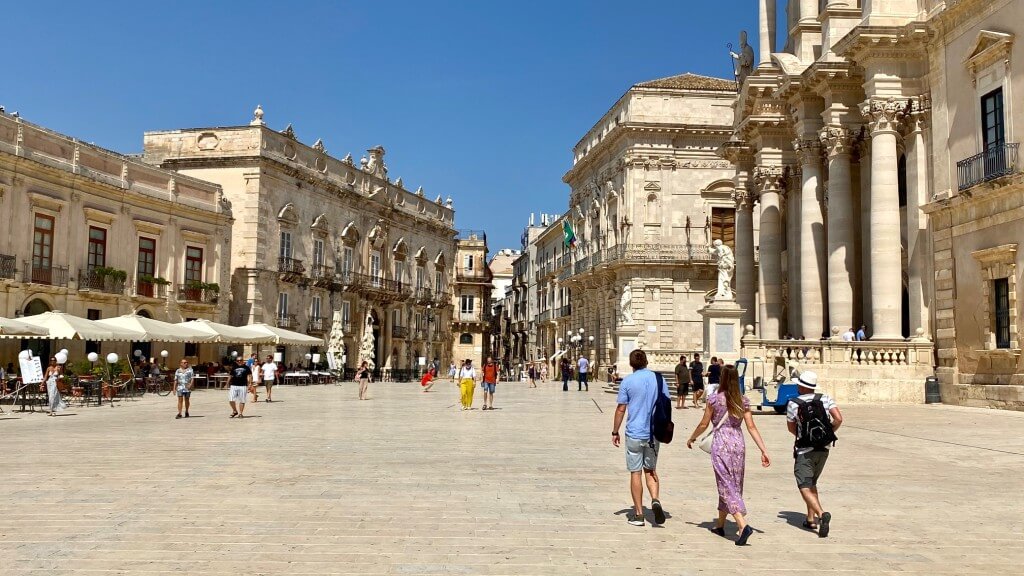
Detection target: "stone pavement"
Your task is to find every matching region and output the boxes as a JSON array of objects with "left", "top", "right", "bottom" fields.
[{"left": 1, "top": 380, "right": 1023, "bottom": 575}]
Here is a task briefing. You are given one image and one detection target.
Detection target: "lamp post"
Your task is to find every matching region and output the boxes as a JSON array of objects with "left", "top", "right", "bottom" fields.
[
  {"left": 105, "top": 352, "right": 119, "bottom": 405},
  {"left": 88, "top": 352, "right": 100, "bottom": 405},
  {"left": 305, "top": 352, "right": 313, "bottom": 371},
  {"left": 160, "top": 350, "right": 169, "bottom": 371}
]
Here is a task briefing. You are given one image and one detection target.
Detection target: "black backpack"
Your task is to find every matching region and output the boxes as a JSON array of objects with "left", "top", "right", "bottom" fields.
[
  {"left": 792, "top": 394, "right": 837, "bottom": 451},
  {"left": 649, "top": 372, "right": 674, "bottom": 445}
]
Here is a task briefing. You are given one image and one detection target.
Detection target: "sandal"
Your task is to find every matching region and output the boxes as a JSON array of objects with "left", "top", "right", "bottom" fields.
[
  {"left": 801, "top": 520, "right": 818, "bottom": 531},
  {"left": 230, "top": 412, "right": 238, "bottom": 418}
]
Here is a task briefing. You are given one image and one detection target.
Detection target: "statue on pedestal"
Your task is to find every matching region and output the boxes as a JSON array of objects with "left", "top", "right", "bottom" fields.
[
  {"left": 713, "top": 239, "right": 735, "bottom": 301},
  {"left": 730, "top": 31, "right": 755, "bottom": 85},
  {"left": 619, "top": 285, "right": 633, "bottom": 325}
]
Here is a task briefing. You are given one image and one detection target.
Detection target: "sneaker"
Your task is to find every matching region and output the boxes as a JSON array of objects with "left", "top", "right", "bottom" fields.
[
  {"left": 651, "top": 500, "right": 666, "bottom": 525},
  {"left": 627, "top": 511, "right": 645, "bottom": 527}
]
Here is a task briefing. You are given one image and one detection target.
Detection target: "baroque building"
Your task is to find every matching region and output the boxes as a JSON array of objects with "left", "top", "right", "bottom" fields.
[
  {"left": 560, "top": 73, "right": 740, "bottom": 372},
  {"left": 0, "top": 112, "right": 232, "bottom": 362},
  {"left": 143, "top": 107, "right": 456, "bottom": 376},
  {"left": 451, "top": 231, "right": 491, "bottom": 365}
]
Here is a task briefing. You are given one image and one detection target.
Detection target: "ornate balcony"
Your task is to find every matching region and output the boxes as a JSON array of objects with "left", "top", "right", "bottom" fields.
[
  {"left": 309, "top": 264, "right": 335, "bottom": 288},
  {"left": 78, "top": 267, "right": 126, "bottom": 295},
  {"left": 277, "top": 257, "right": 306, "bottom": 282},
  {"left": 307, "top": 316, "right": 328, "bottom": 335},
  {"left": 177, "top": 283, "right": 218, "bottom": 305},
  {"left": 414, "top": 287, "right": 435, "bottom": 305},
  {"left": 348, "top": 272, "right": 411, "bottom": 302},
  {"left": 414, "top": 327, "right": 428, "bottom": 340},
  {"left": 276, "top": 313, "right": 298, "bottom": 330},
  {"left": 24, "top": 262, "right": 69, "bottom": 287},
  {"left": 957, "top": 143, "right": 1020, "bottom": 191},
  {"left": 135, "top": 276, "right": 169, "bottom": 299},
  {"left": 0, "top": 254, "right": 16, "bottom": 280},
  {"left": 392, "top": 325, "right": 409, "bottom": 339}
]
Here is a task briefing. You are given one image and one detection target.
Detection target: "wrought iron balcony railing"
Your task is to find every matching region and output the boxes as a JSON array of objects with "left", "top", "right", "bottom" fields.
[
  {"left": 0, "top": 254, "right": 16, "bottom": 280},
  {"left": 78, "top": 268, "right": 126, "bottom": 295},
  {"left": 957, "top": 143, "right": 1020, "bottom": 191},
  {"left": 276, "top": 314, "right": 298, "bottom": 330},
  {"left": 310, "top": 264, "right": 334, "bottom": 286},
  {"left": 307, "top": 316, "right": 328, "bottom": 334},
  {"left": 24, "top": 262, "right": 69, "bottom": 287},
  {"left": 177, "top": 284, "right": 218, "bottom": 304},
  {"left": 277, "top": 256, "right": 305, "bottom": 279},
  {"left": 392, "top": 325, "right": 409, "bottom": 339},
  {"left": 135, "top": 278, "right": 169, "bottom": 299}
]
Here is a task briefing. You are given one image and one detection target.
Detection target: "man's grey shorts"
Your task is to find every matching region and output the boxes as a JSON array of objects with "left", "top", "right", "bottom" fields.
[
  {"left": 794, "top": 450, "right": 829, "bottom": 489},
  {"left": 625, "top": 435, "right": 659, "bottom": 472}
]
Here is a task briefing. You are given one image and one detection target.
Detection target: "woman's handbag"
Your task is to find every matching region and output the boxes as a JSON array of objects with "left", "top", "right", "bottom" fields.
[{"left": 697, "top": 411, "right": 727, "bottom": 454}]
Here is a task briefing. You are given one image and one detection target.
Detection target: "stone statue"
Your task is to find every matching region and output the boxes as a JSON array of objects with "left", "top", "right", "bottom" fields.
[
  {"left": 713, "top": 239, "right": 735, "bottom": 300},
  {"left": 730, "top": 31, "right": 755, "bottom": 85},
  {"left": 358, "top": 312, "right": 376, "bottom": 369},
  {"left": 619, "top": 284, "right": 634, "bottom": 325}
]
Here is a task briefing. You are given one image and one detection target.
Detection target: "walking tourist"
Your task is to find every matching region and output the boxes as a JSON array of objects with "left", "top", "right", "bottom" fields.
[
  {"left": 527, "top": 362, "right": 537, "bottom": 388},
  {"left": 674, "top": 354, "right": 691, "bottom": 409},
  {"left": 560, "top": 357, "right": 572, "bottom": 392},
  {"left": 251, "top": 357, "right": 261, "bottom": 402},
  {"left": 690, "top": 353, "right": 706, "bottom": 407},
  {"left": 856, "top": 326, "right": 867, "bottom": 341},
  {"left": 706, "top": 356, "right": 722, "bottom": 398},
  {"left": 355, "top": 361, "right": 371, "bottom": 400},
  {"left": 577, "top": 354, "right": 590, "bottom": 391},
  {"left": 261, "top": 355, "right": 277, "bottom": 402},
  {"left": 686, "top": 365, "right": 771, "bottom": 545},
  {"left": 457, "top": 359, "right": 477, "bottom": 410},
  {"left": 228, "top": 357, "right": 252, "bottom": 418},
  {"left": 786, "top": 371, "right": 843, "bottom": 538},
  {"left": 44, "top": 357, "right": 66, "bottom": 416},
  {"left": 841, "top": 327, "right": 856, "bottom": 341},
  {"left": 174, "top": 359, "right": 195, "bottom": 419},
  {"left": 448, "top": 362, "right": 457, "bottom": 382},
  {"left": 611, "top": 349, "right": 670, "bottom": 527},
  {"left": 540, "top": 363, "right": 548, "bottom": 383},
  {"left": 481, "top": 356, "right": 499, "bottom": 410},
  {"left": 246, "top": 352, "right": 257, "bottom": 369},
  {"left": 421, "top": 364, "right": 436, "bottom": 391}
]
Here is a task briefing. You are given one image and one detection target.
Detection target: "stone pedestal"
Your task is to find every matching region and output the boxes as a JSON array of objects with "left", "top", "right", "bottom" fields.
[
  {"left": 700, "top": 299, "right": 746, "bottom": 364},
  {"left": 614, "top": 330, "right": 642, "bottom": 374}
]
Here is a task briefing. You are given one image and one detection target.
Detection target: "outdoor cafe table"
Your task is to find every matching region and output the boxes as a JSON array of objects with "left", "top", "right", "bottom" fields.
[{"left": 210, "top": 374, "right": 230, "bottom": 389}]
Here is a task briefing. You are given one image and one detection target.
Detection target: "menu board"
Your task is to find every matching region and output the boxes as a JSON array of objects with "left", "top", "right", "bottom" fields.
[{"left": 19, "top": 357, "right": 44, "bottom": 384}]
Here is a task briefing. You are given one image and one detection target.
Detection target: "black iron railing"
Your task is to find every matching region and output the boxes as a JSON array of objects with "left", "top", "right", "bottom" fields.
[
  {"left": 278, "top": 256, "right": 305, "bottom": 276},
  {"left": 178, "top": 284, "right": 218, "bottom": 304},
  {"left": 307, "top": 316, "right": 327, "bottom": 334},
  {"left": 392, "top": 325, "right": 409, "bottom": 339},
  {"left": 957, "top": 143, "right": 1020, "bottom": 191},
  {"left": 78, "top": 268, "right": 126, "bottom": 295},
  {"left": 276, "top": 314, "right": 298, "bottom": 329},
  {"left": 0, "top": 254, "right": 16, "bottom": 280},
  {"left": 24, "top": 262, "right": 69, "bottom": 287},
  {"left": 135, "top": 278, "right": 169, "bottom": 299},
  {"left": 310, "top": 264, "right": 334, "bottom": 285}
]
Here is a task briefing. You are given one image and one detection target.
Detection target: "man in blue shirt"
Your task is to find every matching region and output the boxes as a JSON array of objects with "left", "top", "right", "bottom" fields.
[
  {"left": 612, "top": 349, "right": 671, "bottom": 527},
  {"left": 855, "top": 326, "right": 867, "bottom": 341}
]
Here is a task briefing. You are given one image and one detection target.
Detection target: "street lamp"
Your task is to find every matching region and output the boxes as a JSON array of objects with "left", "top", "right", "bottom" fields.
[
  {"left": 305, "top": 352, "right": 313, "bottom": 370},
  {"left": 160, "top": 350, "right": 169, "bottom": 370}
]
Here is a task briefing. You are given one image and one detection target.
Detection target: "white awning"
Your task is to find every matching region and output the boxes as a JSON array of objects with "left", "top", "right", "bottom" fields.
[
  {"left": 176, "top": 319, "right": 272, "bottom": 344},
  {"left": 18, "top": 311, "right": 141, "bottom": 341},
  {"left": 96, "top": 314, "right": 216, "bottom": 343},
  {"left": 244, "top": 323, "right": 324, "bottom": 346},
  {"left": 548, "top": 350, "right": 567, "bottom": 361},
  {"left": 0, "top": 316, "right": 50, "bottom": 339}
]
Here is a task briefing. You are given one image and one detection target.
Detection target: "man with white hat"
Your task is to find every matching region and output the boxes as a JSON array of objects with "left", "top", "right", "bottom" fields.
[{"left": 786, "top": 371, "right": 843, "bottom": 538}]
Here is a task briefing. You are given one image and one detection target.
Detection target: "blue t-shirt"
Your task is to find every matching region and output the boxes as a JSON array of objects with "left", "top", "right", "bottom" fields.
[{"left": 616, "top": 368, "right": 670, "bottom": 440}]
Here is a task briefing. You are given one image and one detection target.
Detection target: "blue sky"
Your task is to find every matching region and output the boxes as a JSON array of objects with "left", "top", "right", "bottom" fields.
[{"left": 4, "top": 0, "right": 761, "bottom": 252}]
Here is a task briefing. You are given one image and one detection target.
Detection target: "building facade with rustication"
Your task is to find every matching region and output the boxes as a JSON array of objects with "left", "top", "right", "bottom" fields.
[
  {"left": 143, "top": 107, "right": 456, "bottom": 377},
  {"left": 558, "top": 73, "right": 742, "bottom": 374}
]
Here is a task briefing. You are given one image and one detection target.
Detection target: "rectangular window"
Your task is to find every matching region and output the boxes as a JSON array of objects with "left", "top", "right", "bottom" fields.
[
  {"left": 311, "top": 295, "right": 321, "bottom": 319},
  {"left": 341, "top": 301, "right": 351, "bottom": 325},
  {"left": 184, "top": 317, "right": 198, "bottom": 357},
  {"left": 981, "top": 88, "right": 1005, "bottom": 151},
  {"left": 711, "top": 207, "right": 735, "bottom": 250},
  {"left": 280, "top": 231, "right": 292, "bottom": 259},
  {"left": 33, "top": 213, "right": 55, "bottom": 272},
  {"left": 460, "top": 294, "right": 475, "bottom": 314},
  {"left": 395, "top": 261, "right": 405, "bottom": 284},
  {"left": 277, "top": 292, "right": 289, "bottom": 319},
  {"left": 138, "top": 237, "right": 156, "bottom": 277},
  {"left": 88, "top": 226, "right": 107, "bottom": 269},
  {"left": 342, "top": 246, "right": 354, "bottom": 274},
  {"left": 435, "top": 270, "right": 444, "bottom": 294},
  {"left": 416, "top": 266, "right": 424, "bottom": 290},
  {"left": 184, "top": 247, "right": 203, "bottom": 283},
  {"left": 463, "top": 254, "right": 474, "bottom": 272},
  {"left": 415, "top": 312, "right": 423, "bottom": 331},
  {"left": 312, "top": 239, "right": 324, "bottom": 267},
  {"left": 370, "top": 251, "right": 381, "bottom": 286},
  {"left": 994, "top": 278, "right": 1011, "bottom": 349},
  {"left": 392, "top": 309, "right": 401, "bottom": 328}
]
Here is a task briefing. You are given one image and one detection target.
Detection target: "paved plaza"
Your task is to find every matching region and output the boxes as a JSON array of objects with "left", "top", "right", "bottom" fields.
[{"left": 1, "top": 381, "right": 1023, "bottom": 575}]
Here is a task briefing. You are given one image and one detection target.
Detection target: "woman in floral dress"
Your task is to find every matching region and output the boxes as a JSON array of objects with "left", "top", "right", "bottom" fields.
[{"left": 687, "top": 365, "right": 771, "bottom": 545}]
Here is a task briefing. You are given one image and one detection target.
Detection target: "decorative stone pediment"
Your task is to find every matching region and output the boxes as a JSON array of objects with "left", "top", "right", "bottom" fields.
[
  {"left": 414, "top": 246, "right": 427, "bottom": 264},
  {"left": 340, "top": 221, "right": 360, "bottom": 245},
  {"left": 311, "top": 213, "right": 329, "bottom": 236},
  {"left": 434, "top": 251, "right": 446, "bottom": 268},
  {"left": 393, "top": 237, "right": 408, "bottom": 259},
  {"left": 643, "top": 181, "right": 661, "bottom": 192},
  {"left": 965, "top": 30, "right": 1014, "bottom": 85},
  {"left": 83, "top": 206, "right": 117, "bottom": 224},
  {"left": 368, "top": 219, "right": 387, "bottom": 249},
  {"left": 277, "top": 203, "right": 299, "bottom": 227}
]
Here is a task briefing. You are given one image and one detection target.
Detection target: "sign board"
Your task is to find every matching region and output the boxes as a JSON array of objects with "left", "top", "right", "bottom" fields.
[
  {"left": 19, "top": 356, "right": 44, "bottom": 384},
  {"left": 325, "top": 352, "right": 336, "bottom": 370},
  {"left": 418, "top": 357, "right": 426, "bottom": 366},
  {"left": 273, "top": 352, "right": 283, "bottom": 362},
  {"left": 312, "top": 353, "right": 321, "bottom": 364}
]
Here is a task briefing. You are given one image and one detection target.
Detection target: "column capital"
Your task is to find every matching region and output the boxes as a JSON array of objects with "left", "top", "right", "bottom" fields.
[
  {"left": 753, "top": 165, "right": 786, "bottom": 195},
  {"left": 906, "top": 94, "right": 931, "bottom": 133},
  {"left": 819, "top": 126, "right": 857, "bottom": 158},
  {"left": 860, "top": 97, "right": 908, "bottom": 135},
  {"left": 732, "top": 187, "right": 757, "bottom": 210},
  {"left": 793, "top": 138, "right": 824, "bottom": 165}
]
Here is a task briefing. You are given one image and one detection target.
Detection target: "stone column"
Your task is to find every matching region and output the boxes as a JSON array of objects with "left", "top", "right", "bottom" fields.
[
  {"left": 754, "top": 166, "right": 785, "bottom": 339},
  {"left": 784, "top": 169, "right": 801, "bottom": 338},
  {"left": 906, "top": 105, "right": 930, "bottom": 336},
  {"left": 794, "top": 139, "right": 828, "bottom": 339},
  {"left": 733, "top": 187, "right": 757, "bottom": 331},
  {"left": 758, "top": 0, "right": 776, "bottom": 66},
  {"left": 862, "top": 99, "right": 904, "bottom": 340},
  {"left": 820, "top": 127, "right": 856, "bottom": 334}
]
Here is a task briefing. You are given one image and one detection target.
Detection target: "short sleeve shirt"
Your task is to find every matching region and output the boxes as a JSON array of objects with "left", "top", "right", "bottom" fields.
[
  {"left": 690, "top": 361, "right": 705, "bottom": 385},
  {"left": 174, "top": 368, "right": 194, "bottom": 392},
  {"left": 482, "top": 363, "right": 498, "bottom": 383},
  {"left": 578, "top": 358, "right": 589, "bottom": 373},
  {"left": 673, "top": 363, "right": 691, "bottom": 384},
  {"left": 786, "top": 392, "right": 838, "bottom": 454},
  {"left": 229, "top": 365, "right": 251, "bottom": 387},
  {"left": 708, "top": 363, "right": 722, "bottom": 384},
  {"left": 459, "top": 367, "right": 476, "bottom": 380},
  {"left": 261, "top": 362, "right": 277, "bottom": 381},
  {"left": 616, "top": 369, "right": 670, "bottom": 440}
]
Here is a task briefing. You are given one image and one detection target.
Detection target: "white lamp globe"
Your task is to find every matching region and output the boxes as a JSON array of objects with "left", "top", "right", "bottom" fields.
[
  {"left": 160, "top": 350, "right": 169, "bottom": 358},
  {"left": 305, "top": 353, "right": 312, "bottom": 360},
  {"left": 18, "top": 350, "right": 32, "bottom": 361},
  {"left": 87, "top": 352, "right": 99, "bottom": 363},
  {"left": 106, "top": 353, "right": 119, "bottom": 365},
  {"left": 133, "top": 349, "right": 142, "bottom": 358},
  {"left": 60, "top": 348, "right": 69, "bottom": 356},
  {"left": 55, "top": 352, "right": 68, "bottom": 365},
  {"left": 231, "top": 351, "right": 239, "bottom": 358}
]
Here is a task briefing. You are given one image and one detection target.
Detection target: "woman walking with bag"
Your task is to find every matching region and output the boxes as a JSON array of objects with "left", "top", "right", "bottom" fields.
[
  {"left": 686, "top": 365, "right": 771, "bottom": 545},
  {"left": 355, "top": 361, "right": 371, "bottom": 400}
]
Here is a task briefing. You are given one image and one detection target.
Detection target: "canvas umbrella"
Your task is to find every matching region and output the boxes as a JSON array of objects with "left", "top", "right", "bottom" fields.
[
  {"left": 244, "top": 323, "right": 325, "bottom": 346},
  {"left": 17, "top": 311, "right": 141, "bottom": 341},
  {"left": 96, "top": 314, "right": 215, "bottom": 343},
  {"left": 176, "top": 319, "right": 271, "bottom": 344},
  {"left": 0, "top": 316, "right": 50, "bottom": 339}
]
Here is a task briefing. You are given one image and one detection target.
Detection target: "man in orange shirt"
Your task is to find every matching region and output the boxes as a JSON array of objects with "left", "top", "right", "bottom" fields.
[{"left": 481, "top": 357, "right": 499, "bottom": 411}]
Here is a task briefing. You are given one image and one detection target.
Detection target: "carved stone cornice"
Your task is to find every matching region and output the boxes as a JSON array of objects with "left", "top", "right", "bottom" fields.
[
  {"left": 819, "top": 126, "right": 856, "bottom": 158},
  {"left": 861, "top": 97, "right": 909, "bottom": 135}
]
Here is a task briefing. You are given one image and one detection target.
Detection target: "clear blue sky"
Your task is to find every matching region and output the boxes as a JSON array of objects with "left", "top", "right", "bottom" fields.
[{"left": 4, "top": 0, "right": 761, "bottom": 252}]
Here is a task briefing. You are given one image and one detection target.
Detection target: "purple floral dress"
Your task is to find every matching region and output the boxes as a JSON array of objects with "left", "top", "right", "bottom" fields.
[{"left": 709, "top": 393, "right": 749, "bottom": 515}]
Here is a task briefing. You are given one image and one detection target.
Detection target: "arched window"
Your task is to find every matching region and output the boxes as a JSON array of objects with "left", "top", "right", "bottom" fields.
[
  {"left": 646, "top": 193, "right": 658, "bottom": 222},
  {"left": 459, "top": 333, "right": 473, "bottom": 345}
]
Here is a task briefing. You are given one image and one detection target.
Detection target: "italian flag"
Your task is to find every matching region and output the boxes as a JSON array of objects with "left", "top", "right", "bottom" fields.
[{"left": 562, "top": 220, "right": 578, "bottom": 249}]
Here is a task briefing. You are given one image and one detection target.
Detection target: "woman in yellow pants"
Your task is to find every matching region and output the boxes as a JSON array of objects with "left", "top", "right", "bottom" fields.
[{"left": 457, "top": 359, "right": 477, "bottom": 410}]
